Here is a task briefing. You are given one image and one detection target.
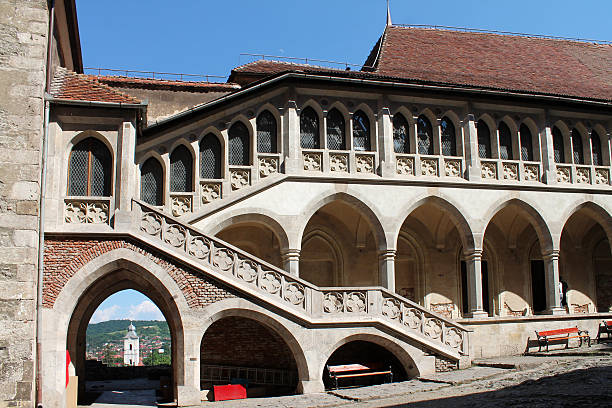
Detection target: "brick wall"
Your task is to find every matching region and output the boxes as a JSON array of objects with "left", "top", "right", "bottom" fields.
[{"left": 435, "top": 355, "right": 459, "bottom": 372}]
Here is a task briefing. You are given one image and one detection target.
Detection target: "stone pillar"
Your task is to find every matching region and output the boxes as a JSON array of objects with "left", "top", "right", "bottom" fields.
[
  {"left": 464, "top": 249, "right": 488, "bottom": 318},
  {"left": 281, "top": 248, "right": 300, "bottom": 276},
  {"left": 463, "top": 114, "right": 481, "bottom": 180},
  {"left": 378, "top": 107, "right": 395, "bottom": 178},
  {"left": 378, "top": 249, "right": 396, "bottom": 292},
  {"left": 283, "top": 100, "right": 301, "bottom": 174},
  {"left": 543, "top": 250, "right": 565, "bottom": 315},
  {"left": 540, "top": 125, "right": 557, "bottom": 184},
  {"left": 176, "top": 329, "right": 202, "bottom": 407},
  {"left": 115, "top": 121, "right": 137, "bottom": 228}
]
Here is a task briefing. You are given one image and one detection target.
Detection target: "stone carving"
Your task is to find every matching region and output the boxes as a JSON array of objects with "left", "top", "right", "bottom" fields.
[
  {"left": 171, "top": 195, "right": 192, "bottom": 217},
  {"left": 556, "top": 166, "right": 571, "bottom": 183},
  {"left": 141, "top": 212, "right": 162, "bottom": 235},
  {"left": 444, "top": 159, "right": 461, "bottom": 177},
  {"left": 595, "top": 168, "right": 609, "bottom": 185},
  {"left": 396, "top": 156, "right": 414, "bottom": 176},
  {"left": 187, "top": 236, "right": 210, "bottom": 259},
  {"left": 259, "top": 156, "right": 278, "bottom": 178},
  {"left": 382, "top": 298, "right": 401, "bottom": 320},
  {"left": 201, "top": 182, "right": 221, "bottom": 204},
  {"left": 283, "top": 282, "right": 305, "bottom": 305},
  {"left": 164, "top": 224, "right": 186, "bottom": 247},
  {"left": 430, "top": 303, "right": 454, "bottom": 319},
  {"left": 523, "top": 164, "right": 539, "bottom": 181},
  {"left": 212, "top": 248, "right": 234, "bottom": 271},
  {"left": 323, "top": 292, "right": 343, "bottom": 313},
  {"left": 445, "top": 327, "right": 463, "bottom": 349},
  {"left": 303, "top": 152, "right": 322, "bottom": 171},
  {"left": 346, "top": 292, "right": 366, "bottom": 313},
  {"left": 356, "top": 154, "right": 375, "bottom": 173},
  {"left": 65, "top": 200, "right": 109, "bottom": 224},
  {"left": 576, "top": 167, "right": 591, "bottom": 184},
  {"left": 502, "top": 162, "right": 519, "bottom": 180},
  {"left": 423, "top": 318, "right": 443, "bottom": 339},
  {"left": 421, "top": 158, "right": 438, "bottom": 177},
  {"left": 481, "top": 162, "right": 497, "bottom": 179},
  {"left": 236, "top": 260, "right": 258, "bottom": 283},
  {"left": 403, "top": 308, "right": 422, "bottom": 330},
  {"left": 330, "top": 154, "right": 348, "bottom": 172},
  {"left": 259, "top": 271, "right": 282, "bottom": 294},
  {"left": 230, "top": 169, "right": 250, "bottom": 190}
]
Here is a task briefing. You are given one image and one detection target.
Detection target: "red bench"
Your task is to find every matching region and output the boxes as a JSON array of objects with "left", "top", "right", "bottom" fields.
[
  {"left": 327, "top": 363, "right": 392, "bottom": 390},
  {"left": 535, "top": 327, "right": 590, "bottom": 352},
  {"left": 597, "top": 320, "right": 612, "bottom": 343}
]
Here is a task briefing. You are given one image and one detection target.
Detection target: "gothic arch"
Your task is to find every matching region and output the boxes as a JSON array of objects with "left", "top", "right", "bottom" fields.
[
  {"left": 301, "top": 227, "right": 344, "bottom": 285},
  {"left": 65, "top": 129, "right": 115, "bottom": 160},
  {"left": 207, "top": 211, "right": 291, "bottom": 249},
  {"left": 557, "top": 200, "right": 612, "bottom": 246}
]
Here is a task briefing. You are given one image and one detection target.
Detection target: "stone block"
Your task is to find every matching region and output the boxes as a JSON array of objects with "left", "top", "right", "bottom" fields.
[
  {"left": 14, "top": 381, "right": 31, "bottom": 401},
  {"left": 15, "top": 201, "right": 38, "bottom": 216},
  {"left": 0, "top": 264, "right": 17, "bottom": 280},
  {"left": 13, "top": 230, "right": 38, "bottom": 248},
  {"left": 9, "top": 181, "right": 38, "bottom": 200}
]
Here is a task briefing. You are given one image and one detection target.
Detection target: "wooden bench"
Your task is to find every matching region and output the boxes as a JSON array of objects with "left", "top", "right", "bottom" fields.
[
  {"left": 596, "top": 320, "right": 612, "bottom": 343},
  {"left": 535, "top": 327, "right": 590, "bottom": 352},
  {"left": 327, "top": 363, "right": 392, "bottom": 390}
]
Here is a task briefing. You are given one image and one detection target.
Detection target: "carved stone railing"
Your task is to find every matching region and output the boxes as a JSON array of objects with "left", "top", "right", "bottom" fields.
[
  {"left": 555, "top": 164, "right": 611, "bottom": 186},
  {"left": 480, "top": 159, "right": 542, "bottom": 183},
  {"left": 396, "top": 154, "right": 463, "bottom": 179},
  {"left": 64, "top": 197, "right": 111, "bottom": 224},
  {"left": 132, "top": 200, "right": 469, "bottom": 358}
]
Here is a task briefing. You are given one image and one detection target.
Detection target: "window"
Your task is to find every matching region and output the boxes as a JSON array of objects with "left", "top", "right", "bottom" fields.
[
  {"left": 170, "top": 145, "right": 193, "bottom": 192},
  {"left": 498, "top": 122, "right": 513, "bottom": 160},
  {"left": 256, "top": 110, "right": 277, "bottom": 153},
  {"left": 571, "top": 128, "right": 584, "bottom": 164},
  {"left": 591, "top": 130, "right": 602, "bottom": 166},
  {"left": 300, "top": 107, "right": 320, "bottom": 149},
  {"left": 477, "top": 120, "right": 491, "bottom": 159},
  {"left": 326, "top": 108, "right": 346, "bottom": 150},
  {"left": 440, "top": 117, "right": 456, "bottom": 156},
  {"left": 352, "top": 110, "right": 371, "bottom": 151},
  {"left": 417, "top": 115, "right": 433, "bottom": 155},
  {"left": 228, "top": 122, "right": 250, "bottom": 165},
  {"left": 552, "top": 126, "right": 565, "bottom": 163},
  {"left": 68, "top": 137, "right": 112, "bottom": 196},
  {"left": 140, "top": 158, "right": 163, "bottom": 206},
  {"left": 199, "top": 133, "right": 222, "bottom": 179},
  {"left": 393, "top": 113, "right": 410, "bottom": 154},
  {"left": 519, "top": 124, "right": 533, "bottom": 161}
]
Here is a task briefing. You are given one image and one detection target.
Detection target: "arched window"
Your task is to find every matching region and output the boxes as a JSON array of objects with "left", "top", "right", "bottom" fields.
[
  {"left": 519, "top": 124, "right": 534, "bottom": 161},
  {"left": 477, "top": 120, "right": 491, "bottom": 159},
  {"left": 498, "top": 122, "right": 513, "bottom": 160},
  {"left": 68, "top": 137, "right": 112, "bottom": 196},
  {"left": 140, "top": 158, "right": 163, "bottom": 206},
  {"left": 170, "top": 145, "right": 193, "bottom": 192},
  {"left": 228, "top": 122, "right": 250, "bottom": 165},
  {"left": 417, "top": 115, "right": 433, "bottom": 155},
  {"left": 393, "top": 113, "right": 410, "bottom": 154},
  {"left": 552, "top": 127, "right": 565, "bottom": 163},
  {"left": 352, "top": 110, "right": 370, "bottom": 151},
  {"left": 571, "top": 128, "right": 584, "bottom": 164},
  {"left": 256, "top": 110, "right": 277, "bottom": 153},
  {"left": 591, "top": 130, "right": 602, "bottom": 166},
  {"left": 440, "top": 117, "right": 456, "bottom": 156},
  {"left": 300, "top": 107, "right": 319, "bottom": 149},
  {"left": 199, "top": 133, "right": 222, "bottom": 179},
  {"left": 327, "top": 108, "right": 346, "bottom": 150}
]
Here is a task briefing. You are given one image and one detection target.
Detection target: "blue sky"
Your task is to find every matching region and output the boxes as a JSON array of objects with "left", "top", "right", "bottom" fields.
[
  {"left": 90, "top": 289, "right": 164, "bottom": 323},
  {"left": 77, "top": 0, "right": 612, "bottom": 80}
]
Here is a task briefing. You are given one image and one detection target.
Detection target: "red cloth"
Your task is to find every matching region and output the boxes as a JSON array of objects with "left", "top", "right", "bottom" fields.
[
  {"left": 213, "top": 384, "right": 246, "bottom": 401},
  {"left": 66, "top": 350, "right": 71, "bottom": 388}
]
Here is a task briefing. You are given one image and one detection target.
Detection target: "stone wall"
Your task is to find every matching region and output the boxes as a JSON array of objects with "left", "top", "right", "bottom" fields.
[{"left": 0, "top": 0, "right": 48, "bottom": 406}]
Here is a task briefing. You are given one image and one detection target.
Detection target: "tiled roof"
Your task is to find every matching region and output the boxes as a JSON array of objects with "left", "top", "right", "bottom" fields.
[
  {"left": 49, "top": 67, "right": 142, "bottom": 104},
  {"left": 94, "top": 75, "right": 241, "bottom": 93},
  {"left": 370, "top": 26, "right": 612, "bottom": 102},
  {"left": 229, "top": 60, "right": 353, "bottom": 85}
]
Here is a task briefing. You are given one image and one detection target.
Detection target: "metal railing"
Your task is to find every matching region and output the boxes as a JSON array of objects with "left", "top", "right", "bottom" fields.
[
  {"left": 84, "top": 67, "right": 228, "bottom": 83},
  {"left": 239, "top": 53, "right": 374, "bottom": 71}
]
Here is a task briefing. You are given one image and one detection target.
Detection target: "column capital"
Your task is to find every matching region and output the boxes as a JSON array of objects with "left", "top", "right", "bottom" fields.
[
  {"left": 542, "top": 249, "right": 560, "bottom": 262},
  {"left": 285, "top": 100, "right": 298, "bottom": 110},
  {"left": 463, "top": 249, "right": 483, "bottom": 260},
  {"left": 281, "top": 248, "right": 301, "bottom": 261},
  {"left": 378, "top": 249, "right": 396, "bottom": 260}
]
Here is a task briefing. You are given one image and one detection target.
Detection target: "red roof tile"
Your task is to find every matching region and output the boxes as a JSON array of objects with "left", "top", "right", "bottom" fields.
[
  {"left": 229, "top": 60, "right": 352, "bottom": 85},
  {"left": 94, "top": 75, "right": 240, "bottom": 93},
  {"left": 50, "top": 67, "right": 142, "bottom": 104}
]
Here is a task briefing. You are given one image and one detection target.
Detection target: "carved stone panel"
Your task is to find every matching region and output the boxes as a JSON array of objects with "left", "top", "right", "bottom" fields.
[
  {"left": 345, "top": 292, "right": 366, "bottom": 313},
  {"left": 171, "top": 195, "right": 192, "bottom": 217},
  {"left": 355, "top": 154, "right": 375, "bottom": 174},
  {"left": 421, "top": 158, "right": 438, "bottom": 177},
  {"left": 330, "top": 153, "right": 348, "bottom": 172},
  {"left": 576, "top": 167, "right": 591, "bottom": 184},
  {"left": 230, "top": 169, "right": 250, "bottom": 190},
  {"left": 502, "top": 162, "right": 519, "bottom": 180},
  {"left": 382, "top": 298, "right": 401, "bottom": 320},
  {"left": 595, "top": 168, "right": 610, "bottom": 185},
  {"left": 396, "top": 156, "right": 414, "bottom": 176},
  {"left": 303, "top": 152, "right": 322, "bottom": 171},
  {"left": 200, "top": 182, "right": 221, "bottom": 204},
  {"left": 259, "top": 156, "right": 279, "bottom": 178},
  {"left": 523, "top": 163, "right": 540, "bottom": 182},
  {"left": 65, "top": 199, "right": 110, "bottom": 224},
  {"left": 444, "top": 159, "right": 461, "bottom": 177},
  {"left": 323, "top": 292, "right": 343, "bottom": 313},
  {"left": 481, "top": 162, "right": 497, "bottom": 179},
  {"left": 556, "top": 166, "right": 571, "bottom": 183}
]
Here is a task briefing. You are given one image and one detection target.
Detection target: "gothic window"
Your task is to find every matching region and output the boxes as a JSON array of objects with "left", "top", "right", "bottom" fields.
[
  {"left": 498, "top": 122, "right": 513, "bottom": 160},
  {"left": 170, "top": 145, "right": 193, "bottom": 192},
  {"left": 440, "top": 117, "right": 456, "bottom": 156},
  {"left": 68, "top": 137, "right": 112, "bottom": 196},
  {"left": 552, "top": 127, "right": 565, "bottom": 163},
  {"left": 140, "top": 158, "right": 163, "bottom": 206},
  {"left": 300, "top": 107, "right": 320, "bottom": 149},
  {"left": 229, "top": 122, "right": 250, "bottom": 165},
  {"left": 393, "top": 113, "right": 410, "bottom": 154},
  {"left": 199, "top": 133, "right": 222, "bottom": 179},
  {"left": 591, "top": 130, "right": 602, "bottom": 166},
  {"left": 256, "top": 110, "right": 277, "bottom": 153},
  {"left": 417, "top": 115, "right": 433, "bottom": 155},
  {"left": 572, "top": 128, "right": 584, "bottom": 164},
  {"left": 352, "top": 110, "right": 371, "bottom": 151},
  {"left": 326, "top": 108, "right": 346, "bottom": 150},
  {"left": 519, "top": 124, "right": 534, "bottom": 161},
  {"left": 477, "top": 120, "right": 491, "bottom": 159}
]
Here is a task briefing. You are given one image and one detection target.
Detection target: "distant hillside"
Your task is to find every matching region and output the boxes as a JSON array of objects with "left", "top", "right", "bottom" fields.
[{"left": 86, "top": 320, "right": 170, "bottom": 350}]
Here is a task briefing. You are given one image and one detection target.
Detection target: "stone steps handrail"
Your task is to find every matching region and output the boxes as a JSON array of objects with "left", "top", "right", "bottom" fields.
[{"left": 132, "top": 199, "right": 469, "bottom": 357}]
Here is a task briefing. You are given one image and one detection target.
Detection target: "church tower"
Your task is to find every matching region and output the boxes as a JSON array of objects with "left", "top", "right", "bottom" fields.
[{"left": 123, "top": 322, "right": 140, "bottom": 366}]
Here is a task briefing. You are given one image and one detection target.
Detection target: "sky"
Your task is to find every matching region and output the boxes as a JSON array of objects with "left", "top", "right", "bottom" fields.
[
  {"left": 77, "top": 0, "right": 612, "bottom": 81},
  {"left": 90, "top": 289, "right": 165, "bottom": 323}
]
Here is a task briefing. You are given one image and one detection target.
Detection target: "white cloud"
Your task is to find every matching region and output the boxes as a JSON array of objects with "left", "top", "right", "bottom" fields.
[
  {"left": 127, "top": 300, "right": 164, "bottom": 321},
  {"left": 90, "top": 305, "right": 121, "bottom": 323}
]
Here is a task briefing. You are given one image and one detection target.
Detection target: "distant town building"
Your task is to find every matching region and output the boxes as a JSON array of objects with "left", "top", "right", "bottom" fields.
[{"left": 123, "top": 323, "right": 140, "bottom": 366}]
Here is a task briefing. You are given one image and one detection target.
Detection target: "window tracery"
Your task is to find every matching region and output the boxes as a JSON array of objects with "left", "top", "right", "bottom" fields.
[{"left": 68, "top": 137, "right": 112, "bottom": 196}]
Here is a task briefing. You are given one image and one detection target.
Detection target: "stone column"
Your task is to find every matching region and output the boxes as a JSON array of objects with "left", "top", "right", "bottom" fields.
[
  {"left": 464, "top": 249, "right": 488, "bottom": 318},
  {"left": 543, "top": 250, "right": 565, "bottom": 315},
  {"left": 283, "top": 99, "right": 301, "bottom": 174},
  {"left": 378, "top": 107, "right": 395, "bottom": 177},
  {"left": 540, "top": 125, "right": 557, "bottom": 184},
  {"left": 176, "top": 329, "right": 202, "bottom": 406},
  {"left": 463, "top": 114, "right": 481, "bottom": 180},
  {"left": 281, "top": 248, "right": 301, "bottom": 276},
  {"left": 378, "top": 249, "right": 396, "bottom": 292},
  {"left": 115, "top": 121, "right": 137, "bottom": 228}
]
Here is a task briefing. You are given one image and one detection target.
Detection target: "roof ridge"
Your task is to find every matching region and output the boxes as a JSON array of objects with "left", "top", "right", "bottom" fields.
[{"left": 233, "top": 59, "right": 347, "bottom": 72}]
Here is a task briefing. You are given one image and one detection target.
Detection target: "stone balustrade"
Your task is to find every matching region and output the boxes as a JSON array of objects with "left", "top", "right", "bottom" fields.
[
  {"left": 64, "top": 197, "right": 111, "bottom": 224},
  {"left": 555, "top": 164, "right": 611, "bottom": 186}
]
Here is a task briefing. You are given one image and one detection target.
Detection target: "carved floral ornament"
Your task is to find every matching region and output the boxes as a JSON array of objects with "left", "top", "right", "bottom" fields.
[
  {"left": 259, "top": 156, "right": 279, "bottom": 178},
  {"left": 396, "top": 156, "right": 414, "bottom": 176},
  {"left": 330, "top": 154, "right": 348, "bottom": 172},
  {"left": 230, "top": 169, "right": 250, "bottom": 190},
  {"left": 356, "top": 154, "right": 375, "bottom": 173},
  {"left": 556, "top": 166, "right": 571, "bottom": 183},
  {"left": 323, "top": 291, "right": 366, "bottom": 313},
  {"left": 481, "top": 162, "right": 497, "bottom": 179},
  {"left": 523, "top": 164, "right": 539, "bottom": 181},
  {"left": 65, "top": 200, "right": 109, "bottom": 224},
  {"left": 576, "top": 167, "right": 591, "bottom": 184},
  {"left": 444, "top": 159, "right": 461, "bottom": 177},
  {"left": 503, "top": 162, "right": 519, "bottom": 180},
  {"left": 171, "top": 195, "right": 192, "bottom": 217},
  {"left": 421, "top": 158, "right": 438, "bottom": 176},
  {"left": 284, "top": 282, "right": 306, "bottom": 306},
  {"left": 200, "top": 183, "right": 221, "bottom": 204},
  {"left": 303, "top": 152, "right": 322, "bottom": 171},
  {"left": 595, "top": 168, "right": 610, "bottom": 185}
]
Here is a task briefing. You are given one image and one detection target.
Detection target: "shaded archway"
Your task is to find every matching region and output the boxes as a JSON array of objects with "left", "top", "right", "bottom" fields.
[{"left": 216, "top": 221, "right": 282, "bottom": 268}]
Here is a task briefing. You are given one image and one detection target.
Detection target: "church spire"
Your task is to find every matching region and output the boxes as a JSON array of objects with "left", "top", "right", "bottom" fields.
[{"left": 386, "top": 0, "right": 392, "bottom": 27}]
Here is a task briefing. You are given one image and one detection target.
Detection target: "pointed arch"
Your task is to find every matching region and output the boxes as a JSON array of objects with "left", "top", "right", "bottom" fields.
[
  {"left": 300, "top": 103, "right": 321, "bottom": 149},
  {"left": 228, "top": 120, "right": 251, "bottom": 165},
  {"left": 256, "top": 109, "right": 278, "bottom": 153},
  {"left": 393, "top": 112, "right": 411, "bottom": 154},
  {"left": 199, "top": 133, "right": 223, "bottom": 179},
  {"left": 140, "top": 157, "right": 164, "bottom": 206},
  {"left": 68, "top": 136, "right": 113, "bottom": 196},
  {"left": 440, "top": 116, "right": 457, "bottom": 156},
  {"left": 590, "top": 129, "right": 603, "bottom": 166},
  {"left": 498, "top": 120, "right": 513, "bottom": 160},
  {"left": 352, "top": 108, "right": 372, "bottom": 151},
  {"left": 476, "top": 117, "right": 492, "bottom": 159},
  {"left": 206, "top": 211, "right": 290, "bottom": 250},
  {"left": 169, "top": 143, "right": 194, "bottom": 192},
  {"left": 416, "top": 114, "right": 434, "bottom": 155},
  {"left": 571, "top": 127, "right": 585, "bottom": 165},
  {"left": 558, "top": 200, "right": 612, "bottom": 246},
  {"left": 326, "top": 107, "right": 347, "bottom": 150}
]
